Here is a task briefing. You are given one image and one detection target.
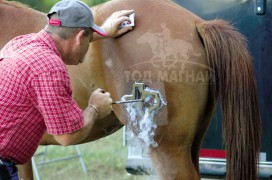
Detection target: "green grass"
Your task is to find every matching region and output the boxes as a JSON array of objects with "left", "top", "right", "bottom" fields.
[{"left": 33, "top": 129, "right": 149, "bottom": 180}]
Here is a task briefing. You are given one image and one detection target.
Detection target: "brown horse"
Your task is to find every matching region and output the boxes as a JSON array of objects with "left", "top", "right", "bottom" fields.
[{"left": 0, "top": 0, "right": 261, "bottom": 180}]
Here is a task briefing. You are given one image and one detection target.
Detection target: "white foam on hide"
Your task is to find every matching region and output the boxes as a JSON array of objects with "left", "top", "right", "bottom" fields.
[{"left": 122, "top": 87, "right": 167, "bottom": 148}]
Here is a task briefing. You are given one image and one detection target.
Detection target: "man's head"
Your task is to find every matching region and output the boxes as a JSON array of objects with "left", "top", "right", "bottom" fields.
[{"left": 45, "top": 0, "right": 107, "bottom": 65}]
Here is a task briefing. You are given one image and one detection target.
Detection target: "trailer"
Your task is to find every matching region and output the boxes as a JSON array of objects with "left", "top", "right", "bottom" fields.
[{"left": 124, "top": 0, "right": 272, "bottom": 178}]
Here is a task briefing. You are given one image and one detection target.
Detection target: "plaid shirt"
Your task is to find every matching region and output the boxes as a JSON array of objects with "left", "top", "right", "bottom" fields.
[{"left": 0, "top": 30, "right": 84, "bottom": 164}]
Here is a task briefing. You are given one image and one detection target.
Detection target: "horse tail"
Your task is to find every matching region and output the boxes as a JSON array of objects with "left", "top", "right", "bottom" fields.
[{"left": 195, "top": 20, "right": 261, "bottom": 180}]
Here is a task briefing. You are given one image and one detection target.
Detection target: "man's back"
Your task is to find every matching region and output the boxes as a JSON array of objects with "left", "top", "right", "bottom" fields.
[{"left": 0, "top": 30, "right": 83, "bottom": 164}]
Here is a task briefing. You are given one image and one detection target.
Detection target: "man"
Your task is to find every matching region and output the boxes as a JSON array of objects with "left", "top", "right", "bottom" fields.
[{"left": 0, "top": 0, "right": 134, "bottom": 179}]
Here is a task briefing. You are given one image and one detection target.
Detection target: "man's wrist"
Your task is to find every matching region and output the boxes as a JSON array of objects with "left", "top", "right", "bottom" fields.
[
  {"left": 89, "top": 104, "right": 99, "bottom": 119},
  {"left": 91, "top": 33, "right": 107, "bottom": 42}
]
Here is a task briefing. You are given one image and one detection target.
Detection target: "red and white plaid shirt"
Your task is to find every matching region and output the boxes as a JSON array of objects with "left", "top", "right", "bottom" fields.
[{"left": 0, "top": 30, "right": 84, "bottom": 164}]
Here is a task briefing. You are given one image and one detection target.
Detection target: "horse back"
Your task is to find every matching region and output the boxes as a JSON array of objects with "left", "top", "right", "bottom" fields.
[{"left": 0, "top": 1, "right": 46, "bottom": 49}]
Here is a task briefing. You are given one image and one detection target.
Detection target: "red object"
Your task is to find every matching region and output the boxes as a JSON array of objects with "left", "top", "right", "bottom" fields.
[
  {"left": 93, "top": 28, "right": 108, "bottom": 37},
  {"left": 200, "top": 149, "right": 226, "bottom": 159},
  {"left": 49, "top": 18, "right": 61, "bottom": 26},
  {"left": 0, "top": 30, "right": 84, "bottom": 164}
]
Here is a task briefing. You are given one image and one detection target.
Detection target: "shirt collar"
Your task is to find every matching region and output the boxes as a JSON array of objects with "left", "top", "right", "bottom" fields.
[{"left": 36, "top": 29, "right": 61, "bottom": 58}]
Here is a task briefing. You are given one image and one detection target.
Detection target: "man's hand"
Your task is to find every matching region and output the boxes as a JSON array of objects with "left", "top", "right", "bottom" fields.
[
  {"left": 102, "top": 10, "right": 134, "bottom": 38},
  {"left": 89, "top": 88, "right": 113, "bottom": 119}
]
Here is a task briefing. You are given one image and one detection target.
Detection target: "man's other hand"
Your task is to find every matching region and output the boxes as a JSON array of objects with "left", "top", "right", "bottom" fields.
[{"left": 102, "top": 10, "right": 134, "bottom": 38}]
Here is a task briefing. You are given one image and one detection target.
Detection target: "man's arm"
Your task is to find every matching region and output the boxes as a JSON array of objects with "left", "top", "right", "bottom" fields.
[
  {"left": 30, "top": 70, "right": 116, "bottom": 146},
  {"left": 40, "top": 112, "right": 123, "bottom": 145},
  {"left": 52, "top": 106, "right": 98, "bottom": 146},
  {"left": 52, "top": 88, "right": 113, "bottom": 146},
  {"left": 91, "top": 10, "right": 134, "bottom": 42}
]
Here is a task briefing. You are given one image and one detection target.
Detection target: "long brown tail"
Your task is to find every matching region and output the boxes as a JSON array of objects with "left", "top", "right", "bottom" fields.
[{"left": 196, "top": 20, "right": 261, "bottom": 180}]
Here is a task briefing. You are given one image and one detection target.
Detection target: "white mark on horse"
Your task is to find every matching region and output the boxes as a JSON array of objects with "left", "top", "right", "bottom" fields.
[{"left": 105, "top": 58, "right": 113, "bottom": 69}]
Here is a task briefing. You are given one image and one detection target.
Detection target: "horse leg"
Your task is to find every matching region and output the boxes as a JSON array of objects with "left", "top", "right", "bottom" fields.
[
  {"left": 16, "top": 160, "right": 34, "bottom": 180},
  {"left": 148, "top": 82, "right": 209, "bottom": 180},
  {"left": 150, "top": 145, "right": 199, "bottom": 179},
  {"left": 190, "top": 98, "right": 216, "bottom": 174}
]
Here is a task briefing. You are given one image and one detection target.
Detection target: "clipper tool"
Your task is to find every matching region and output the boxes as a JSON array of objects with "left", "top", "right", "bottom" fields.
[{"left": 121, "top": 83, "right": 163, "bottom": 115}]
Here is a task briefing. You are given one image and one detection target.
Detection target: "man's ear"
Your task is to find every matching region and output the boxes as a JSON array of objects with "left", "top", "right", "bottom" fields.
[{"left": 74, "top": 30, "right": 85, "bottom": 46}]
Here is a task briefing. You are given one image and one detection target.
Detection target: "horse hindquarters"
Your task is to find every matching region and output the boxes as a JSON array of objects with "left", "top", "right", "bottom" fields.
[
  {"left": 196, "top": 20, "right": 261, "bottom": 180},
  {"left": 148, "top": 82, "right": 209, "bottom": 180}
]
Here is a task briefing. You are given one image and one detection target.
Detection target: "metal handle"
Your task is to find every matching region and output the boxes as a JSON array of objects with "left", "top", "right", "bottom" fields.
[
  {"left": 112, "top": 99, "right": 143, "bottom": 104},
  {"left": 255, "top": 0, "right": 266, "bottom": 15}
]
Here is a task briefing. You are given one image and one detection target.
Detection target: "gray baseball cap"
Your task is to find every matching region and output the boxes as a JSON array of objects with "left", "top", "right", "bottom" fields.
[{"left": 47, "top": 0, "right": 107, "bottom": 36}]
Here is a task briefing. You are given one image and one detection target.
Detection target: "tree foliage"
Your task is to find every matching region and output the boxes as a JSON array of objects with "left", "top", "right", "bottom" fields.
[{"left": 11, "top": 0, "right": 110, "bottom": 12}]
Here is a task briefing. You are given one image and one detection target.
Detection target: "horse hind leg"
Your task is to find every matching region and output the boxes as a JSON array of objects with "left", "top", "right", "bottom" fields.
[
  {"left": 190, "top": 97, "right": 216, "bottom": 174},
  {"left": 148, "top": 82, "right": 209, "bottom": 180},
  {"left": 150, "top": 144, "right": 199, "bottom": 180},
  {"left": 16, "top": 160, "right": 34, "bottom": 180}
]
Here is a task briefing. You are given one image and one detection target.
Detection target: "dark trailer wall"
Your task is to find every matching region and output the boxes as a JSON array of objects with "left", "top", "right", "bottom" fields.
[{"left": 174, "top": 0, "right": 272, "bottom": 178}]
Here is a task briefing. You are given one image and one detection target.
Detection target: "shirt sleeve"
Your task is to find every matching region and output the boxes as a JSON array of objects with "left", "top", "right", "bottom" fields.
[{"left": 30, "top": 70, "right": 84, "bottom": 135}]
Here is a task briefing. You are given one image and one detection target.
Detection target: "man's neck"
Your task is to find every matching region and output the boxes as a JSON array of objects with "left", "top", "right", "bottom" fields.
[{"left": 47, "top": 32, "right": 72, "bottom": 64}]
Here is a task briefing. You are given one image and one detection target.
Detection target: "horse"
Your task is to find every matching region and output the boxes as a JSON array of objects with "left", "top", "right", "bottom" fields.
[{"left": 0, "top": 0, "right": 261, "bottom": 179}]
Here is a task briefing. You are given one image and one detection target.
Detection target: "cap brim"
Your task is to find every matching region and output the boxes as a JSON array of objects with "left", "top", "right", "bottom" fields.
[{"left": 92, "top": 24, "right": 107, "bottom": 37}]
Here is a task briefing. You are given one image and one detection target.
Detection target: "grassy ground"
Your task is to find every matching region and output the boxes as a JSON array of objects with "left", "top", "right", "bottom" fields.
[
  {"left": 33, "top": 129, "right": 217, "bottom": 180},
  {"left": 33, "top": 129, "right": 150, "bottom": 180}
]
